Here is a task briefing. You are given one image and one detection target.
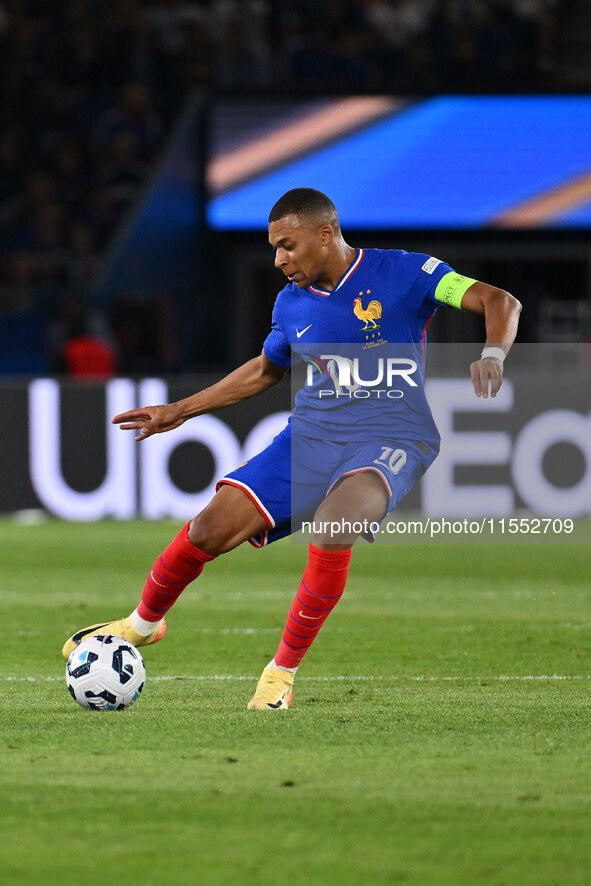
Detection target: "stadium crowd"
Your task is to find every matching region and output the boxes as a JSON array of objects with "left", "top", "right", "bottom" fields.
[{"left": 0, "top": 0, "right": 559, "bottom": 373}]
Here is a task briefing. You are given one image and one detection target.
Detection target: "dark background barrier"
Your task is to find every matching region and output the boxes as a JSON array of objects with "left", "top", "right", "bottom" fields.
[
  {"left": 1, "top": 376, "right": 290, "bottom": 518},
  {"left": 3, "top": 352, "right": 589, "bottom": 521}
]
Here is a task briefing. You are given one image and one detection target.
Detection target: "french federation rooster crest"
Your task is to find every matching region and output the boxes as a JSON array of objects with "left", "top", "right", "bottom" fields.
[{"left": 353, "top": 295, "right": 382, "bottom": 330}]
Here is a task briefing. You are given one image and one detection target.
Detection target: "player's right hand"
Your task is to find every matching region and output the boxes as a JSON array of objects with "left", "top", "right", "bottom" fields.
[
  {"left": 469, "top": 357, "right": 504, "bottom": 399},
  {"left": 112, "top": 404, "right": 185, "bottom": 441}
]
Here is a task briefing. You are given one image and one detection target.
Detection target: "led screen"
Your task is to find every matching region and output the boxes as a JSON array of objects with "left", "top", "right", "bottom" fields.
[{"left": 207, "top": 96, "right": 591, "bottom": 230}]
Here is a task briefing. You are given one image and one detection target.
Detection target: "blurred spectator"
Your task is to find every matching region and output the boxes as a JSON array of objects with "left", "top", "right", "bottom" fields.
[
  {"left": 65, "top": 222, "right": 101, "bottom": 290},
  {"left": 0, "top": 132, "right": 24, "bottom": 225},
  {"left": 95, "top": 132, "right": 149, "bottom": 214},
  {"left": 48, "top": 294, "right": 117, "bottom": 380},
  {"left": 92, "top": 83, "right": 162, "bottom": 161},
  {"left": 110, "top": 289, "right": 178, "bottom": 374},
  {"left": 0, "top": 249, "right": 37, "bottom": 312},
  {"left": 30, "top": 201, "right": 68, "bottom": 283},
  {"left": 213, "top": 1, "right": 271, "bottom": 91},
  {"left": 61, "top": 326, "right": 118, "bottom": 380},
  {"left": 364, "top": 0, "right": 434, "bottom": 46}
]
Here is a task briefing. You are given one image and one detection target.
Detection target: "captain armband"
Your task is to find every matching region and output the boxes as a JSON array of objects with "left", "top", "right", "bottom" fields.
[{"left": 434, "top": 272, "right": 478, "bottom": 310}]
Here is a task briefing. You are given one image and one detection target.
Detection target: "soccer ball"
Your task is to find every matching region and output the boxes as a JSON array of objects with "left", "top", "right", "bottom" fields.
[{"left": 66, "top": 634, "right": 146, "bottom": 710}]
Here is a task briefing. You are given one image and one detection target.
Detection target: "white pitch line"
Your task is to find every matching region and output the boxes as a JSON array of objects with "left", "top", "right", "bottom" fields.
[{"left": 3, "top": 674, "right": 591, "bottom": 684}]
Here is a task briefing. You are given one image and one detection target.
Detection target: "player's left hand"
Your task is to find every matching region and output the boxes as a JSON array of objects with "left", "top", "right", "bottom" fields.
[
  {"left": 470, "top": 356, "right": 504, "bottom": 398},
  {"left": 112, "top": 403, "right": 185, "bottom": 441}
]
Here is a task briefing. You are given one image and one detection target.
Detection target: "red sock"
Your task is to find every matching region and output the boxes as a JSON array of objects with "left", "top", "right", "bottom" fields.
[
  {"left": 137, "top": 522, "right": 216, "bottom": 622},
  {"left": 274, "top": 544, "right": 352, "bottom": 670}
]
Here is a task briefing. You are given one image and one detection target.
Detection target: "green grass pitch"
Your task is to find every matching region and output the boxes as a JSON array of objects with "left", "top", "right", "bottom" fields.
[{"left": 1, "top": 518, "right": 590, "bottom": 886}]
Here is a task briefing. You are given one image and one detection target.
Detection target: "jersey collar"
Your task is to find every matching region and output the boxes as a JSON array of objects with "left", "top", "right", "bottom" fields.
[{"left": 308, "top": 248, "right": 364, "bottom": 297}]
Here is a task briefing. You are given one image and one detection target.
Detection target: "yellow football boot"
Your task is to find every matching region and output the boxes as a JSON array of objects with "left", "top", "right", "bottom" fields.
[
  {"left": 247, "top": 665, "right": 294, "bottom": 710},
  {"left": 62, "top": 616, "right": 166, "bottom": 660}
]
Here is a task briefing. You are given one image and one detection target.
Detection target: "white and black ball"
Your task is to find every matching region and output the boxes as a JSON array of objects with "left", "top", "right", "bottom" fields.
[{"left": 66, "top": 634, "right": 146, "bottom": 710}]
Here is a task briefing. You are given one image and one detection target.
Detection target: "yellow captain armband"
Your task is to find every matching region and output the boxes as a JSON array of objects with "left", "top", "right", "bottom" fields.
[{"left": 434, "top": 272, "right": 478, "bottom": 310}]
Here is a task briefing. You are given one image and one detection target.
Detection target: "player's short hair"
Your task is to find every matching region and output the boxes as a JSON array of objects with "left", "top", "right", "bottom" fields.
[{"left": 268, "top": 188, "right": 340, "bottom": 232}]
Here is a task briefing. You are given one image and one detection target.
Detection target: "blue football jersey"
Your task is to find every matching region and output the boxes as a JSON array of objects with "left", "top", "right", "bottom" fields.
[{"left": 263, "top": 247, "right": 460, "bottom": 451}]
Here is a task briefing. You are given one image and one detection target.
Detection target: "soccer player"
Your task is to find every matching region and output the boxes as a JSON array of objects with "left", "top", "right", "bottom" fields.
[{"left": 61, "top": 188, "right": 521, "bottom": 709}]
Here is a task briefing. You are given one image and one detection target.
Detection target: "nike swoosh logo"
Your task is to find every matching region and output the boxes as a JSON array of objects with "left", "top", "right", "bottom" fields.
[
  {"left": 150, "top": 570, "right": 167, "bottom": 588},
  {"left": 296, "top": 324, "right": 312, "bottom": 339},
  {"left": 299, "top": 611, "right": 322, "bottom": 620},
  {"left": 72, "top": 623, "right": 111, "bottom": 644},
  {"left": 267, "top": 689, "right": 293, "bottom": 709},
  {"left": 267, "top": 695, "right": 287, "bottom": 709}
]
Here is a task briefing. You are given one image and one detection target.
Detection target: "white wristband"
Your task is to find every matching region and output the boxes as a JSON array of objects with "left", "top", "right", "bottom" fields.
[{"left": 481, "top": 346, "right": 506, "bottom": 363}]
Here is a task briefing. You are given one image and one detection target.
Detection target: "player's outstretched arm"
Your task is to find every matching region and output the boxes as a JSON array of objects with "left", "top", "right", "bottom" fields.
[
  {"left": 460, "top": 282, "right": 522, "bottom": 399},
  {"left": 112, "top": 351, "right": 287, "bottom": 441}
]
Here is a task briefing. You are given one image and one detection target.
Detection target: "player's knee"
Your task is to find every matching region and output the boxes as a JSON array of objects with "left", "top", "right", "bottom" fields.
[
  {"left": 187, "top": 484, "right": 268, "bottom": 555},
  {"left": 188, "top": 512, "right": 231, "bottom": 556},
  {"left": 319, "top": 473, "right": 388, "bottom": 524}
]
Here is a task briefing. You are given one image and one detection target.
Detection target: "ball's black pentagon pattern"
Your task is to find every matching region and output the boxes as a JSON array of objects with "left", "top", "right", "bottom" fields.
[
  {"left": 66, "top": 650, "right": 99, "bottom": 679},
  {"left": 65, "top": 634, "right": 146, "bottom": 711}
]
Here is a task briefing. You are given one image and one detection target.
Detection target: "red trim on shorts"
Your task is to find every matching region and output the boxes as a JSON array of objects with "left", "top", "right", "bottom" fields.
[
  {"left": 326, "top": 466, "right": 393, "bottom": 501},
  {"left": 248, "top": 531, "right": 269, "bottom": 549},
  {"left": 216, "top": 478, "right": 275, "bottom": 528}
]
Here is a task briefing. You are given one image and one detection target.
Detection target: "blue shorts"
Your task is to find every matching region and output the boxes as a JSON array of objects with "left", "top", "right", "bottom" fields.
[{"left": 218, "top": 422, "right": 436, "bottom": 547}]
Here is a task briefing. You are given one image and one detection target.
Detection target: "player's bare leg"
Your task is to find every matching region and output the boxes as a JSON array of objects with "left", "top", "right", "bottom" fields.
[
  {"left": 248, "top": 472, "right": 388, "bottom": 710},
  {"left": 186, "top": 484, "right": 269, "bottom": 555},
  {"left": 309, "top": 471, "right": 388, "bottom": 549},
  {"left": 61, "top": 485, "right": 268, "bottom": 659}
]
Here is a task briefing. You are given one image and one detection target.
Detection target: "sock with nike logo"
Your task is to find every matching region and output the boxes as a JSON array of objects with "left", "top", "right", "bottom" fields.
[
  {"left": 274, "top": 544, "right": 352, "bottom": 670},
  {"left": 135, "top": 522, "right": 216, "bottom": 625}
]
